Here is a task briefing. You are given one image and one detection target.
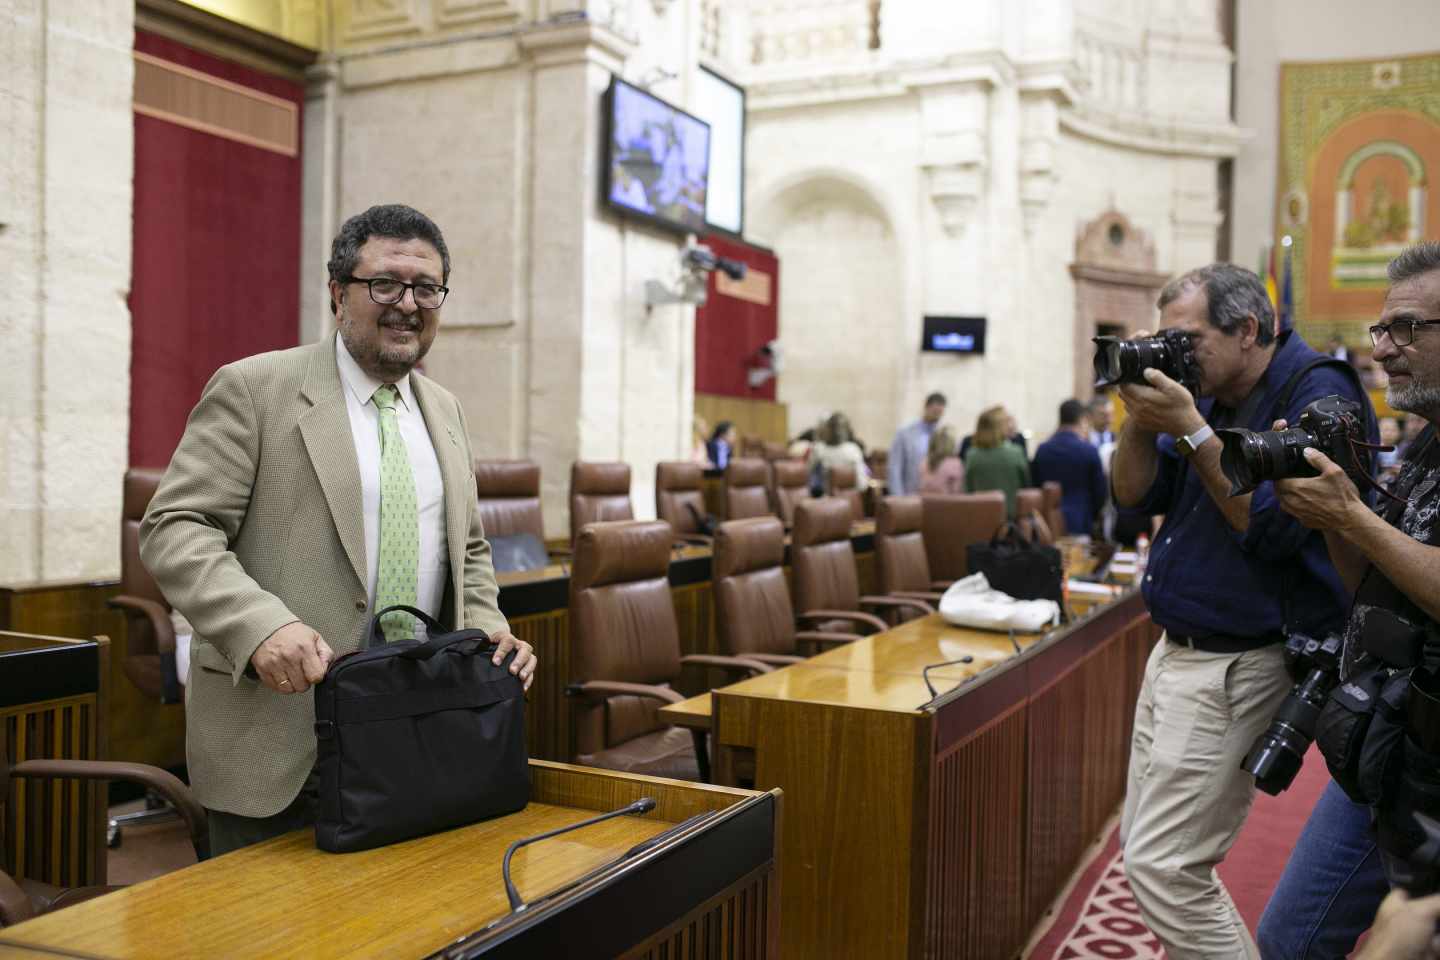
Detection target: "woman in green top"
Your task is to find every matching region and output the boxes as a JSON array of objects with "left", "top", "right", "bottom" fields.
[{"left": 964, "top": 405, "right": 1030, "bottom": 518}]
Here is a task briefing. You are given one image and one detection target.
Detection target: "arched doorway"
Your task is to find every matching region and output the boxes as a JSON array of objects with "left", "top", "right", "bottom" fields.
[{"left": 1069, "top": 211, "right": 1170, "bottom": 397}]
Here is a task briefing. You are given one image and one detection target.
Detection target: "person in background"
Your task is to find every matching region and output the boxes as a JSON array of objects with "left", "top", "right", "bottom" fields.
[
  {"left": 1377, "top": 416, "right": 1402, "bottom": 483},
  {"left": 1088, "top": 395, "right": 1116, "bottom": 449},
  {"left": 1329, "top": 334, "right": 1353, "bottom": 365},
  {"left": 888, "top": 392, "right": 947, "bottom": 495},
  {"left": 707, "top": 420, "right": 737, "bottom": 470},
  {"left": 812, "top": 412, "right": 870, "bottom": 491},
  {"left": 964, "top": 405, "right": 1029, "bottom": 518},
  {"left": 918, "top": 426, "right": 964, "bottom": 494},
  {"left": 692, "top": 416, "right": 714, "bottom": 468},
  {"left": 788, "top": 427, "right": 817, "bottom": 462},
  {"left": 960, "top": 414, "right": 1028, "bottom": 459},
  {"left": 1032, "top": 399, "right": 1108, "bottom": 538}
]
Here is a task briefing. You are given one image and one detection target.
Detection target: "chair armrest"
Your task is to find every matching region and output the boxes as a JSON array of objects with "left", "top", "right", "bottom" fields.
[
  {"left": 107, "top": 595, "right": 176, "bottom": 654},
  {"left": 859, "top": 595, "right": 935, "bottom": 616},
  {"left": 565, "top": 680, "right": 685, "bottom": 705},
  {"left": 680, "top": 654, "right": 773, "bottom": 676},
  {"left": 745, "top": 653, "right": 806, "bottom": 666},
  {"left": 796, "top": 609, "right": 888, "bottom": 634},
  {"left": 12, "top": 759, "right": 208, "bottom": 860},
  {"left": 674, "top": 534, "right": 713, "bottom": 547},
  {"left": 0, "top": 870, "right": 35, "bottom": 925},
  {"left": 794, "top": 631, "right": 859, "bottom": 650},
  {"left": 931, "top": 580, "right": 955, "bottom": 591},
  {"left": 889, "top": 590, "right": 944, "bottom": 604}
]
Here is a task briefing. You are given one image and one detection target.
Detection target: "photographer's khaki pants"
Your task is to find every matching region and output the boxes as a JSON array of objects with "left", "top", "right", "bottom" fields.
[{"left": 1120, "top": 636, "right": 1290, "bottom": 959}]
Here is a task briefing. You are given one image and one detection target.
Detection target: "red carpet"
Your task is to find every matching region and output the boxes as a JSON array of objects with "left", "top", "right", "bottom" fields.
[{"left": 1027, "top": 747, "right": 1332, "bottom": 958}]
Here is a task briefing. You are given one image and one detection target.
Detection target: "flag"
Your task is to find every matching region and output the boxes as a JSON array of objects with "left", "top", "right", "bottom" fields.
[
  {"left": 1260, "top": 241, "right": 1279, "bottom": 314},
  {"left": 1279, "top": 237, "right": 1294, "bottom": 332}
]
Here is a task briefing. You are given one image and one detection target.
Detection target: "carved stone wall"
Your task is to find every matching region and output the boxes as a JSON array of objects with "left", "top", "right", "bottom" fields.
[{"left": 1070, "top": 211, "right": 1170, "bottom": 397}]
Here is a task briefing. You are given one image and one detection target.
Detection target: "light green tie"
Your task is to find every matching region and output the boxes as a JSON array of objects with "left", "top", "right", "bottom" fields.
[{"left": 372, "top": 384, "right": 419, "bottom": 642}]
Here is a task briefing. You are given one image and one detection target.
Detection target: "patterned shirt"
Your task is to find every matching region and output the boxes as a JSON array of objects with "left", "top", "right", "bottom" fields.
[{"left": 1342, "top": 433, "right": 1440, "bottom": 678}]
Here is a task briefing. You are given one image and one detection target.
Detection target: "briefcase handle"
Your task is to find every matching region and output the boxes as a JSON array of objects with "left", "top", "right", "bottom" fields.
[
  {"left": 988, "top": 522, "right": 1033, "bottom": 550},
  {"left": 370, "top": 604, "right": 494, "bottom": 660}
]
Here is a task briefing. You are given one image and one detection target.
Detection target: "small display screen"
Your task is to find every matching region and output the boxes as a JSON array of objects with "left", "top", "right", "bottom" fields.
[
  {"left": 922, "top": 315, "right": 986, "bottom": 354},
  {"left": 604, "top": 76, "right": 712, "bottom": 234}
]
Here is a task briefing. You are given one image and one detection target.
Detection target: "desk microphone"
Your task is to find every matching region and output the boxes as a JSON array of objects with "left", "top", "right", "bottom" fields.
[
  {"left": 922, "top": 656, "right": 975, "bottom": 700},
  {"left": 502, "top": 797, "right": 656, "bottom": 912}
]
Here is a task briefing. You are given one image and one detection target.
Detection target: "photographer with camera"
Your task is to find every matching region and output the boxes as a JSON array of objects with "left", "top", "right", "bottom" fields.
[
  {"left": 1108, "top": 263, "right": 1372, "bottom": 959},
  {"left": 1261, "top": 243, "right": 1440, "bottom": 957}
]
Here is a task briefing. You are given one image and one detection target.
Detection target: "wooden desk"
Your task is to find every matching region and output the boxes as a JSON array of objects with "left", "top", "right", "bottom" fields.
[
  {"left": 0, "top": 762, "right": 781, "bottom": 960},
  {"left": 658, "top": 692, "right": 712, "bottom": 732},
  {"left": 709, "top": 591, "right": 1158, "bottom": 959},
  {"left": 1, "top": 633, "right": 111, "bottom": 891}
]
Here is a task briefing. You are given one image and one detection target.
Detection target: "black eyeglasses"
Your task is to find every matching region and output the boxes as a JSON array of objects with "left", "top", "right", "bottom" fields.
[
  {"left": 1369, "top": 318, "right": 1440, "bottom": 347},
  {"left": 347, "top": 275, "right": 449, "bottom": 310}
]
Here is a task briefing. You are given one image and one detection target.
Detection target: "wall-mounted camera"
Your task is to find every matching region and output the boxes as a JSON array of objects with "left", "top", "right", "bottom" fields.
[
  {"left": 645, "top": 239, "right": 747, "bottom": 308},
  {"left": 747, "top": 340, "right": 783, "bottom": 389}
]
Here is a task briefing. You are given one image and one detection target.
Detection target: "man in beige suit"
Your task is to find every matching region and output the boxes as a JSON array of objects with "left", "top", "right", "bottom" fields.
[{"left": 142, "top": 204, "right": 536, "bottom": 855}]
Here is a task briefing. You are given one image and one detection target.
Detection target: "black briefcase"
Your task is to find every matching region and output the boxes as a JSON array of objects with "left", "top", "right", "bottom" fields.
[
  {"left": 313, "top": 604, "right": 529, "bottom": 853},
  {"left": 966, "top": 523, "right": 1065, "bottom": 607}
]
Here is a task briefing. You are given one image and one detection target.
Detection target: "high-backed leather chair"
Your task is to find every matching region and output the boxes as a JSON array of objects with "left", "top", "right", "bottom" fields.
[
  {"left": 866, "top": 449, "right": 889, "bottom": 490},
  {"left": 921, "top": 492, "right": 1007, "bottom": 581},
  {"left": 569, "top": 461, "right": 633, "bottom": 545},
  {"left": 655, "top": 461, "right": 710, "bottom": 541},
  {"left": 724, "top": 458, "right": 771, "bottom": 520},
  {"left": 567, "top": 520, "right": 769, "bottom": 781},
  {"left": 791, "top": 499, "right": 932, "bottom": 634},
  {"left": 768, "top": 459, "right": 810, "bottom": 527},
  {"left": 762, "top": 441, "right": 789, "bottom": 461},
  {"left": 111, "top": 469, "right": 179, "bottom": 706},
  {"left": 875, "top": 497, "right": 951, "bottom": 603},
  {"left": 1, "top": 747, "right": 208, "bottom": 926},
  {"left": 474, "top": 460, "right": 549, "bottom": 571},
  {"left": 1015, "top": 487, "right": 1054, "bottom": 544},
  {"left": 474, "top": 460, "right": 544, "bottom": 539},
  {"left": 713, "top": 517, "right": 856, "bottom": 666},
  {"left": 1041, "top": 480, "right": 1066, "bottom": 538},
  {"left": 827, "top": 462, "right": 865, "bottom": 520}
]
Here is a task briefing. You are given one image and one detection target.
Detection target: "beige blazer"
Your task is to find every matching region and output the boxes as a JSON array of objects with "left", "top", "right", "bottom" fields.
[{"left": 140, "top": 337, "right": 507, "bottom": 817}]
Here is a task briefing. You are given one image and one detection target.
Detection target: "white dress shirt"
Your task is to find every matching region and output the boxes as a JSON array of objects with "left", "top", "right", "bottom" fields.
[{"left": 335, "top": 336, "right": 449, "bottom": 640}]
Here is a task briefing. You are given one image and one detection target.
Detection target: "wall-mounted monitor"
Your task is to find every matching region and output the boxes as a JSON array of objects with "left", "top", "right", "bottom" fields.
[
  {"left": 603, "top": 76, "right": 712, "bottom": 235},
  {"left": 693, "top": 67, "right": 745, "bottom": 236},
  {"left": 922, "top": 315, "right": 986, "bottom": 354}
]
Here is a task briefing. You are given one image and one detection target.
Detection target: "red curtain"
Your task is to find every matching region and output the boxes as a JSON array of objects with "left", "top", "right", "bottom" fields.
[
  {"left": 129, "top": 31, "right": 304, "bottom": 467},
  {"left": 693, "top": 235, "right": 781, "bottom": 400}
]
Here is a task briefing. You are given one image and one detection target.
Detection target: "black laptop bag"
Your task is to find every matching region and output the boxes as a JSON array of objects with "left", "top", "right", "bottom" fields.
[{"left": 313, "top": 605, "right": 530, "bottom": 853}]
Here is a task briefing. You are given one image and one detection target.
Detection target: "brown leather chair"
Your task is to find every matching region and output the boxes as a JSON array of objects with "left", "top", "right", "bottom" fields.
[
  {"left": 791, "top": 499, "right": 932, "bottom": 633},
  {"left": 1041, "top": 480, "right": 1066, "bottom": 538},
  {"left": 110, "top": 469, "right": 179, "bottom": 706},
  {"left": 567, "top": 520, "right": 769, "bottom": 781},
  {"left": 827, "top": 463, "right": 865, "bottom": 520},
  {"left": 866, "top": 449, "right": 889, "bottom": 490},
  {"left": 655, "top": 462, "right": 711, "bottom": 542},
  {"left": 1016, "top": 487, "right": 1054, "bottom": 544},
  {"left": 921, "top": 492, "right": 1007, "bottom": 581},
  {"left": 768, "top": 459, "right": 810, "bottom": 527},
  {"left": 875, "top": 497, "right": 951, "bottom": 603},
  {"left": 474, "top": 460, "right": 544, "bottom": 539},
  {"left": 713, "top": 517, "right": 857, "bottom": 666},
  {"left": 724, "top": 458, "right": 771, "bottom": 520},
  {"left": 0, "top": 748, "right": 208, "bottom": 926},
  {"left": 569, "top": 461, "right": 633, "bottom": 545},
  {"left": 762, "top": 441, "right": 789, "bottom": 461}
]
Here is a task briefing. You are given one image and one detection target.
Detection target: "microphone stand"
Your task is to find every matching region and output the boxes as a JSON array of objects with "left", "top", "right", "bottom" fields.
[{"left": 502, "top": 797, "right": 656, "bottom": 913}]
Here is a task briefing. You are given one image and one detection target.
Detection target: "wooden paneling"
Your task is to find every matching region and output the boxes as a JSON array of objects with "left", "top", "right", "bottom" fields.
[
  {"left": 510, "top": 609, "right": 569, "bottom": 763},
  {"left": 696, "top": 394, "right": 789, "bottom": 445},
  {"left": 0, "top": 582, "right": 183, "bottom": 769},
  {"left": 622, "top": 866, "right": 775, "bottom": 960},
  {"left": 1, "top": 635, "right": 109, "bottom": 890},
  {"left": 925, "top": 704, "right": 1028, "bottom": 959}
]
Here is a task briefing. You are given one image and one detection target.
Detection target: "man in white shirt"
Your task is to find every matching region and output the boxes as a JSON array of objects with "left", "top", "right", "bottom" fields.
[{"left": 142, "top": 204, "right": 535, "bottom": 854}]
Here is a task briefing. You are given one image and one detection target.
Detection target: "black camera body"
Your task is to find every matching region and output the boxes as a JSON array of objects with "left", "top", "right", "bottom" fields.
[
  {"left": 1243, "top": 631, "right": 1344, "bottom": 796},
  {"left": 1092, "top": 328, "right": 1201, "bottom": 397},
  {"left": 1217, "top": 395, "right": 1370, "bottom": 496}
]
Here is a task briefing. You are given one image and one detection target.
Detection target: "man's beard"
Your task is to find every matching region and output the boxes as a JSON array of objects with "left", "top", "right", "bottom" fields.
[
  {"left": 340, "top": 309, "right": 429, "bottom": 380},
  {"left": 1386, "top": 379, "right": 1440, "bottom": 418}
]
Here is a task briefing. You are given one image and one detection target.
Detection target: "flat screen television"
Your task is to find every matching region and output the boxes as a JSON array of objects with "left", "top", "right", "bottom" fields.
[
  {"left": 921, "top": 315, "right": 986, "bottom": 354},
  {"left": 604, "top": 76, "right": 712, "bottom": 234}
]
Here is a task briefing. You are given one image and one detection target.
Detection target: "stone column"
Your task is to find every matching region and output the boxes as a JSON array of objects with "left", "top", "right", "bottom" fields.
[{"left": 1, "top": 0, "right": 134, "bottom": 582}]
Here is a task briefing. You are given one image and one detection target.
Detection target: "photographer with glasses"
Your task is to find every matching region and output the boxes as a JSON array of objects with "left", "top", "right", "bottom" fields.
[
  {"left": 1262, "top": 242, "right": 1440, "bottom": 957},
  {"left": 1109, "top": 263, "right": 1371, "bottom": 959}
]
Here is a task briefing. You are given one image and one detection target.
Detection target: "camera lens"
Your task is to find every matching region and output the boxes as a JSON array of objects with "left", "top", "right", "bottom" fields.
[
  {"left": 1218, "top": 427, "right": 1314, "bottom": 496},
  {"left": 1093, "top": 339, "right": 1130, "bottom": 385}
]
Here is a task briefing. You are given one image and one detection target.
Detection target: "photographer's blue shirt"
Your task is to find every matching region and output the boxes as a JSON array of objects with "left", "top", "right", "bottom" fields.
[{"left": 1134, "top": 329, "right": 1374, "bottom": 643}]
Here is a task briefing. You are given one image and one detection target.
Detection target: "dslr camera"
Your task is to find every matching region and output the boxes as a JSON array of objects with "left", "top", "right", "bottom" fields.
[
  {"left": 1217, "top": 395, "right": 1370, "bottom": 497},
  {"left": 1092, "top": 328, "right": 1201, "bottom": 397},
  {"left": 1242, "top": 630, "right": 1344, "bottom": 796}
]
